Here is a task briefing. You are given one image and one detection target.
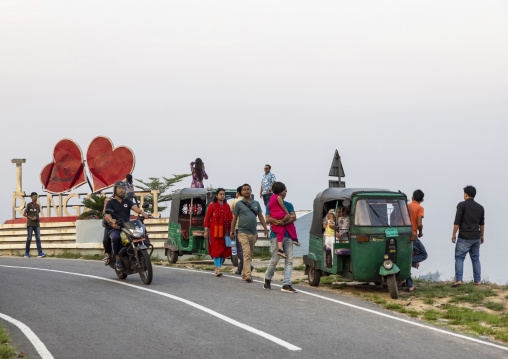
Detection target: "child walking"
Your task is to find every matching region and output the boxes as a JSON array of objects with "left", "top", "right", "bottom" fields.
[{"left": 267, "top": 182, "right": 299, "bottom": 258}]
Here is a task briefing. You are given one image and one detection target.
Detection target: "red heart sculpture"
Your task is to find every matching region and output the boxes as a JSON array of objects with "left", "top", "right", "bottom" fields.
[
  {"left": 40, "top": 139, "right": 87, "bottom": 194},
  {"left": 86, "top": 136, "right": 135, "bottom": 192}
]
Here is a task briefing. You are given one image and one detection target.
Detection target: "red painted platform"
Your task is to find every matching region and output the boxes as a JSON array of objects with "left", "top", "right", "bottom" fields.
[{"left": 5, "top": 217, "right": 79, "bottom": 224}]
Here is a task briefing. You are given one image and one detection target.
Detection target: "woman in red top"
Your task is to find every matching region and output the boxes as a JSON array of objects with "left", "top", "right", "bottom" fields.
[{"left": 204, "top": 188, "right": 233, "bottom": 277}]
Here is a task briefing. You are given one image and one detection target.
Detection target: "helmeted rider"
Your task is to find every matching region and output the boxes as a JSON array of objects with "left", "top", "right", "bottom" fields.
[{"left": 104, "top": 181, "right": 149, "bottom": 270}]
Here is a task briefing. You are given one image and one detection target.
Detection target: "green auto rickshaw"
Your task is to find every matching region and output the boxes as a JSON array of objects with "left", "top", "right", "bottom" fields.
[
  {"left": 165, "top": 188, "right": 239, "bottom": 265},
  {"left": 303, "top": 188, "right": 414, "bottom": 299}
]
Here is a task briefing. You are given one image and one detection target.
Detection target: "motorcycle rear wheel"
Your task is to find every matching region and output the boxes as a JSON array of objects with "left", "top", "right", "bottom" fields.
[{"left": 138, "top": 249, "right": 153, "bottom": 285}]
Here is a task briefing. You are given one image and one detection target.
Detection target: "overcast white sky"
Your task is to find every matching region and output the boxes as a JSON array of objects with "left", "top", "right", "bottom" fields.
[{"left": 1, "top": 1, "right": 507, "bottom": 282}]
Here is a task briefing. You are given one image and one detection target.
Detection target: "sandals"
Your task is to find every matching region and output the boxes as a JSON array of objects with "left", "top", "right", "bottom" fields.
[
  {"left": 103, "top": 254, "right": 112, "bottom": 266},
  {"left": 215, "top": 267, "right": 223, "bottom": 277},
  {"left": 451, "top": 282, "right": 462, "bottom": 288}
]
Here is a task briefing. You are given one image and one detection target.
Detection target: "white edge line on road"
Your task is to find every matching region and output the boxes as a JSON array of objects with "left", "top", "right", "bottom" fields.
[
  {"left": 163, "top": 265, "right": 508, "bottom": 352},
  {"left": 0, "top": 265, "right": 301, "bottom": 352},
  {"left": 0, "top": 312, "right": 54, "bottom": 359}
]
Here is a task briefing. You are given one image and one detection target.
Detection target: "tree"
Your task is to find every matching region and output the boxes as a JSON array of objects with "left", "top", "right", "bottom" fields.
[
  {"left": 79, "top": 193, "right": 107, "bottom": 220},
  {"left": 135, "top": 174, "right": 190, "bottom": 214}
]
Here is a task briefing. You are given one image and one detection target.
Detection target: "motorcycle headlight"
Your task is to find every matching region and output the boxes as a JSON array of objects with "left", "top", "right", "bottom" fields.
[
  {"left": 130, "top": 227, "right": 144, "bottom": 238},
  {"left": 383, "top": 259, "right": 393, "bottom": 270}
]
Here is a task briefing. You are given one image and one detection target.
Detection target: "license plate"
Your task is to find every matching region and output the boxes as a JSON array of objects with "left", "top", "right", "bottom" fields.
[{"left": 385, "top": 228, "right": 398, "bottom": 237}]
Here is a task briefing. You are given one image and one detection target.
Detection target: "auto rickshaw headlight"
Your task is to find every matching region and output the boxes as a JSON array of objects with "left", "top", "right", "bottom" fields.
[
  {"left": 383, "top": 254, "right": 389, "bottom": 260},
  {"left": 383, "top": 259, "right": 393, "bottom": 270}
]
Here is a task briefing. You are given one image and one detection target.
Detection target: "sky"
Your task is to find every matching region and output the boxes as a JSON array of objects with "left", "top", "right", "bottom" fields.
[{"left": 1, "top": 1, "right": 507, "bottom": 282}]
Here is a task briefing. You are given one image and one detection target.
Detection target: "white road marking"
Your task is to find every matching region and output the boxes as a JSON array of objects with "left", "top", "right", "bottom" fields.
[
  {"left": 163, "top": 265, "right": 508, "bottom": 352},
  {"left": 0, "top": 264, "right": 301, "bottom": 351},
  {"left": 0, "top": 312, "right": 54, "bottom": 359}
]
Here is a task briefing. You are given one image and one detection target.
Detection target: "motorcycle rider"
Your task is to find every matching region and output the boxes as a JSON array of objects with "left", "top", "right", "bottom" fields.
[{"left": 104, "top": 181, "right": 149, "bottom": 270}]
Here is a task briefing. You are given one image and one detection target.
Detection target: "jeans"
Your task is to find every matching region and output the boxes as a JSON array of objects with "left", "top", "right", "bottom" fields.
[
  {"left": 265, "top": 236, "right": 294, "bottom": 285},
  {"left": 262, "top": 193, "right": 273, "bottom": 207},
  {"left": 455, "top": 238, "right": 481, "bottom": 283},
  {"left": 26, "top": 226, "right": 43, "bottom": 255},
  {"left": 235, "top": 230, "right": 244, "bottom": 272},
  {"left": 406, "top": 239, "right": 428, "bottom": 288}
]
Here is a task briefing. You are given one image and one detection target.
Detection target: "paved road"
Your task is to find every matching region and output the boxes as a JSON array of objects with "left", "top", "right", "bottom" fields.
[{"left": 1, "top": 257, "right": 507, "bottom": 359}]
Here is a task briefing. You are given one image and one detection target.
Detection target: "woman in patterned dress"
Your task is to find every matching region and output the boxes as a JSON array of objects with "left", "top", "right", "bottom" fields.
[
  {"left": 204, "top": 188, "right": 233, "bottom": 276},
  {"left": 190, "top": 158, "right": 208, "bottom": 188}
]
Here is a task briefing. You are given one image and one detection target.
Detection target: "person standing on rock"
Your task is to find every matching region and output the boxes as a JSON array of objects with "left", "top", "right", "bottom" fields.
[
  {"left": 190, "top": 158, "right": 208, "bottom": 188},
  {"left": 23, "top": 192, "right": 46, "bottom": 258},
  {"left": 231, "top": 184, "right": 268, "bottom": 283},
  {"left": 260, "top": 164, "right": 276, "bottom": 207}
]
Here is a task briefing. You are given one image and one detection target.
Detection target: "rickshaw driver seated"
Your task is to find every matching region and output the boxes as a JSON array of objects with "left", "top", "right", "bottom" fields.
[{"left": 104, "top": 181, "right": 149, "bottom": 270}]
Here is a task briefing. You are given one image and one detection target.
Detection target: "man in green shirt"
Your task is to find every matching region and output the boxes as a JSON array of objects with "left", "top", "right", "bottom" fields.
[
  {"left": 23, "top": 192, "right": 46, "bottom": 258},
  {"left": 231, "top": 184, "right": 268, "bottom": 282}
]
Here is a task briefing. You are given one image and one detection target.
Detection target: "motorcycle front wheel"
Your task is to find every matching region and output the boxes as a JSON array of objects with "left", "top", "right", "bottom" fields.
[{"left": 138, "top": 249, "right": 153, "bottom": 285}]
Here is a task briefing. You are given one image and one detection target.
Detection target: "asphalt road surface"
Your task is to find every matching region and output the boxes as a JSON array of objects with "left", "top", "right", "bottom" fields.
[{"left": 1, "top": 257, "right": 507, "bottom": 359}]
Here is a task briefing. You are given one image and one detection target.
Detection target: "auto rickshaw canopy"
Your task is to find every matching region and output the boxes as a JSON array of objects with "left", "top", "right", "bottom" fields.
[
  {"left": 310, "top": 187, "right": 401, "bottom": 237},
  {"left": 169, "top": 188, "right": 207, "bottom": 224}
]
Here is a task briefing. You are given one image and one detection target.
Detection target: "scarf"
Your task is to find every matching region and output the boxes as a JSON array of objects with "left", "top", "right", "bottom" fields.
[{"left": 210, "top": 202, "right": 232, "bottom": 239}]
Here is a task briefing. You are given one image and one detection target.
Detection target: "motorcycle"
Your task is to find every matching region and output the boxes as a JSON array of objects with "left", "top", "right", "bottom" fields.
[{"left": 105, "top": 206, "right": 154, "bottom": 285}]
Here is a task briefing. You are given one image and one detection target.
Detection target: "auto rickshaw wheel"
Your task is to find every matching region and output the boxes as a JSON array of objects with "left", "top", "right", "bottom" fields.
[
  {"left": 387, "top": 274, "right": 399, "bottom": 299},
  {"left": 231, "top": 254, "right": 239, "bottom": 267},
  {"left": 167, "top": 249, "right": 179, "bottom": 264},
  {"left": 308, "top": 266, "right": 321, "bottom": 286}
]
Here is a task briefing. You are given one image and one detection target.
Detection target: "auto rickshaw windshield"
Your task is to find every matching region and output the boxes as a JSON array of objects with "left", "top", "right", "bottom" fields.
[{"left": 355, "top": 198, "right": 410, "bottom": 226}]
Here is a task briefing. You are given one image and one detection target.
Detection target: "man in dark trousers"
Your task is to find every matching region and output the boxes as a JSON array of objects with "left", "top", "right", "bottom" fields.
[
  {"left": 451, "top": 185, "right": 485, "bottom": 287},
  {"left": 104, "top": 181, "right": 149, "bottom": 270},
  {"left": 23, "top": 192, "right": 46, "bottom": 258}
]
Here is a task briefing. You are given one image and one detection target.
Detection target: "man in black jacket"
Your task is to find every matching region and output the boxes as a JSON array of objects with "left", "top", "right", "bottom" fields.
[{"left": 451, "top": 185, "right": 485, "bottom": 287}]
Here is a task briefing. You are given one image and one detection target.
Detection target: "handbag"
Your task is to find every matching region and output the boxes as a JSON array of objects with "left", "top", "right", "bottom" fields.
[{"left": 225, "top": 235, "right": 234, "bottom": 247}]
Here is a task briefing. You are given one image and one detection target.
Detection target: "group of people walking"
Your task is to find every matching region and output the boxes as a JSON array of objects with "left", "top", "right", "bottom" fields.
[{"left": 194, "top": 161, "right": 298, "bottom": 292}]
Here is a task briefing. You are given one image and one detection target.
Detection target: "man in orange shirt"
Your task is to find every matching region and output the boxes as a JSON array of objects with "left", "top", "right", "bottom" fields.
[{"left": 406, "top": 189, "right": 428, "bottom": 291}]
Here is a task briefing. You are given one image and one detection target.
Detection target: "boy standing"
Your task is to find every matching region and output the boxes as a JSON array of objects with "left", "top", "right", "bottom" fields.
[
  {"left": 23, "top": 192, "right": 46, "bottom": 258},
  {"left": 406, "top": 189, "right": 427, "bottom": 291}
]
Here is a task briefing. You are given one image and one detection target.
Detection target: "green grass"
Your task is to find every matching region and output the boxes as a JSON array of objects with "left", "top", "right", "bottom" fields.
[
  {"left": 441, "top": 306, "right": 508, "bottom": 328},
  {"left": 221, "top": 267, "right": 232, "bottom": 273},
  {"left": 54, "top": 252, "right": 81, "bottom": 259},
  {"left": 252, "top": 248, "right": 272, "bottom": 260},
  {"left": 254, "top": 266, "right": 268, "bottom": 272},
  {"left": 320, "top": 275, "right": 342, "bottom": 284},
  {"left": 423, "top": 310, "right": 441, "bottom": 320},
  {"left": 366, "top": 294, "right": 387, "bottom": 305},
  {"left": 0, "top": 323, "right": 18, "bottom": 359},
  {"left": 83, "top": 254, "right": 102, "bottom": 261},
  {"left": 292, "top": 279, "right": 306, "bottom": 284},
  {"left": 484, "top": 301, "right": 505, "bottom": 311},
  {"left": 185, "top": 255, "right": 204, "bottom": 261},
  {"left": 293, "top": 265, "right": 306, "bottom": 271},
  {"left": 423, "top": 297, "right": 435, "bottom": 305},
  {"left": 194, "top": 265, "right": 215, "bottom": 271}
]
